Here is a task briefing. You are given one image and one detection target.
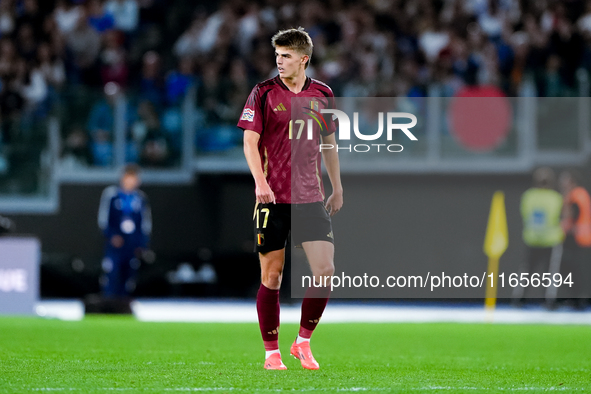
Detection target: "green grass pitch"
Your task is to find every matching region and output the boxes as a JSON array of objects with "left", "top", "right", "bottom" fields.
[{"left": 0, "top": 316, "right": 590, "bottom": 393}]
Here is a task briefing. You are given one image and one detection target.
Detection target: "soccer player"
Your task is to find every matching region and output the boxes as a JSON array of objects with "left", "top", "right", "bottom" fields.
[
  {"left": 98, "top": 164, "right": 152, "bottom": 299},
  {"left": 238, "top": 27, "right": 343, "bottom": 370}
]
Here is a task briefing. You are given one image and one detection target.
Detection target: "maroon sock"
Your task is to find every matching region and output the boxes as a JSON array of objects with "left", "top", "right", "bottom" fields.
[
  {"left": 256, "top": 284, "right": 280, "bottom": 350},
  {"left": 299, "top": 285, "right": 331, "bottom": 338}
]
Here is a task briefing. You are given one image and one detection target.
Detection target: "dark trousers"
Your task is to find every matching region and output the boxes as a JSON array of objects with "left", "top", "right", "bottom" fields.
[
  {"left": 559, "top": 235, "right": 590, "bottom": 300},
  {"left": 513, "top": 246, "right": 553, "bottom": 301},
  {"left": 101, "top": 246, "right": 140, "bottom": 297}
]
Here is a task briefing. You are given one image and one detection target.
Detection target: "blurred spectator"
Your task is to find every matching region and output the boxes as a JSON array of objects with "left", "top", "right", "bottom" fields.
[
  {"left": 173, "top": 5, "right": 236, "bottom": 59},
  {"left": 54, "top": 0, "right": 82, "bottom": 35},
  {"left": 522, "top": 13, "right": 550, "bottom": 96},
  {"left": 173, "top": 10, "right": 208, "bottom": 58},
  {"left": 137, "top": 51, "right": 164, "bottom": 107},
  {"left": 0, "top": 0, "right": 15, "bottom": 36},
  {"left": 36, "top": 42, "right": 66, "bottom": 91},
  {"left": 507, "top": 30, "right": 528, "bottom": 95},
  {"left": 513, "top": 167, "right": 564, "bottom": 307},
  {"left": 65, "top": 11, "right": 101, "bottom": 86},
  {"left": 223, "top": 58, "right": 251, "bottom": 123},
  {"left": 87, "top": 82, "right": 118, "bottom": 136},
  {"left": 104, "top": 0, "right": 139, "bottom": 33},
  {"left": 100, "top": 30, "right": 129, "bottom": 87},
  {"left": 87, "top": 0, "right": 115, "bottom": 33},
  {"left": 549, "top": 13, "right": 584, "bottom": 94},
  {"left": 418, "top": 16, "right": 450, "bottom": 64},
  {"left": 578, "top": 1, "right": 591, "bottom": 76},
  {"left": 0, "top": 73, "right": 25, "bottom": 144},
  {"left": 87, "top": 82, "right": 120, "bottom": 166},
  {"left": 477, "top": 0, "right": 506, "bottom": 40},
  {"left": 235, "top": 2, "right": 261, "bottom": 57},
  {"left": 16, "top": 23, "right": 37, "bottom": 61},
  {"left": 141, "top": 133, "right": 170, "bottom": 166},
  {"left": 16, "top": 58, "right": 48, "bottom": 110},
  {"left": 61, "top": 125, "right": 92, "bottom": 168},
  {"left": 160, "top": 57, "right": 195, "bottom": 154},
  {"left": 477, "top": 41, "right": 502, "bottom": 87},
  {"left": 197, "top": 62, "right": 224, "bottom": 127},
  {"left": 137, "top": 0, "right": 165, "bottom": 27},
  {"left": 165, "top": 56, "right": 195, "bottom": 106},
  {"left": 43, "top": 14, "right": 67, "bottom": 59},
  {"left": 131, "top": 100, "right": 154, "bottom": 145},
  {"left": 131, "top": 100, "right": 171, "bottom": 166},
  {"left": 0, "top": 38, "right": 18, "bottom": 78},
  {"left": 16, "top": 0, "right": 44, "bottom": 39},
  {"left": 248, "top": 40, "right": 274, "bottom": 82},
  {"left": 91, "top": 128, "right": 113, "bottom": 166},
  {"left": 578, "top": 1, "right": 591, "bottom": 36}
]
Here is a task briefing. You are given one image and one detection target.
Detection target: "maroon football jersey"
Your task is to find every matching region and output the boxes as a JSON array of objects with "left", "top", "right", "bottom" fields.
[{"left": 238, "top": 75, "right": 336, "bottom": 204}]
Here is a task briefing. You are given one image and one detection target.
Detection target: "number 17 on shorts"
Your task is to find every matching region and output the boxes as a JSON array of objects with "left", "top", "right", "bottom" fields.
[{"left": 253, "top": 203, "right": 291, "bottom": 253}]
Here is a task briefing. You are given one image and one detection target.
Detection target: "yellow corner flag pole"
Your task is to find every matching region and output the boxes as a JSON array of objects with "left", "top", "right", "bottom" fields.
[{"left": 483, "top": 191, "right": 508, "bottom": 322}]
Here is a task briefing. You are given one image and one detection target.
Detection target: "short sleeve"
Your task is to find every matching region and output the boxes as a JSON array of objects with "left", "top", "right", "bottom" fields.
[
  {"left": 321, "top": 89, "right": 337, "bottom": 137},
  {"left": 237, "top": 85, "right": 264, "bottom": 134}
]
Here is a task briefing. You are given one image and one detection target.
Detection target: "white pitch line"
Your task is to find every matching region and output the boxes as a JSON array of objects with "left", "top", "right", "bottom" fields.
[{"left": 26, "top": 387, "right": 587, "bottom": 392}]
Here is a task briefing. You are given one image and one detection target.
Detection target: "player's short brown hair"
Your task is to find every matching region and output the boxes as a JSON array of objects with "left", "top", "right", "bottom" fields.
[{"left": 271, "top": 27, "right": 313, "bottom": 69}]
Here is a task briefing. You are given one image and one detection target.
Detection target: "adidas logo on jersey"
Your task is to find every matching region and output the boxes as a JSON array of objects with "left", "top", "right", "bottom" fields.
[{"left": 273, "top": 103, "right": 287, "bottom": 112}]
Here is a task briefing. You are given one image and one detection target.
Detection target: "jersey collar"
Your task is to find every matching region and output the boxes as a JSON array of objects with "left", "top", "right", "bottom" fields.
[{"left": 275, "top": 75, "right": 311, "bottom": 93}]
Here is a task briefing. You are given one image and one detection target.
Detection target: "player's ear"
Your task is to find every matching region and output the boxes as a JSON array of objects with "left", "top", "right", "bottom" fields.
[{"left": 302, "top": 55, "right": 309, "bottom": 67}]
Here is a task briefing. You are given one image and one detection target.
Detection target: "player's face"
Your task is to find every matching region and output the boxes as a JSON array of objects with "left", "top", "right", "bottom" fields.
[
  {"left": 275, "top": 46, "right": 308, "bottom": 78},
  {"left": 121, "top": 174, "right": 140, "bottom": 192}
]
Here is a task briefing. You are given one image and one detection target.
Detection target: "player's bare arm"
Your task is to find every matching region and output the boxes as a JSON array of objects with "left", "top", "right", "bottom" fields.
[
  {"left": 243, "top": 130, "right": 276, "bottom": 204},
  {"left": 321, "top": 133, "right": 343, "bottom": 216}
]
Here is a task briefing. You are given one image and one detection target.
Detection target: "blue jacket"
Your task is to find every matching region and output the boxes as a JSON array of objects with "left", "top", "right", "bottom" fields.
[{"left": 98, "top": 186, "right": 151, "bottom": 249}]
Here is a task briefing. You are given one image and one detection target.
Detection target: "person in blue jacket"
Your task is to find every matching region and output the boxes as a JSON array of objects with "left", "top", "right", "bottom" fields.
[{"left": 98, "top": 164, "right": 151, "bottom": 297}]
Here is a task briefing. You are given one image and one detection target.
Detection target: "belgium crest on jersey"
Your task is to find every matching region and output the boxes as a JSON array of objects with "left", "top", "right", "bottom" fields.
[{"left": 310, "top": 100, "right": 319, "bottom": 112}]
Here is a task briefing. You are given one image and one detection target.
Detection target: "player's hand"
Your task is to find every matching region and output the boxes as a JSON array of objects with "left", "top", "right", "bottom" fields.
[
  {"left": 111, "top": 235, "right": 124, "bottom": 248},
  {"left": 255, "top": 181, "right": 276, "bottom": 204},
  {"left": 325, "top": 190, "right": 343, "bottom": 216}
]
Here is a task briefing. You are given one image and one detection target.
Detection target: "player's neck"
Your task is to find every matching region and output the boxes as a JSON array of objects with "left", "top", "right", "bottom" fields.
[{"left": 280, "top": 72, "right": 307, "bottom": 94}]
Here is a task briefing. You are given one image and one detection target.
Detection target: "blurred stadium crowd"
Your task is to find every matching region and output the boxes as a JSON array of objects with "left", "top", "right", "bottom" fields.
[{"left": 0, "top": 0, "right": 590, "bottom": 167}]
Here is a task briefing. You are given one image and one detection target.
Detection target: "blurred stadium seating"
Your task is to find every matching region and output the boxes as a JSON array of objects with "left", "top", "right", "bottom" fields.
[{"left": 0, "top": 0, "right": 589, "bottom": 201}]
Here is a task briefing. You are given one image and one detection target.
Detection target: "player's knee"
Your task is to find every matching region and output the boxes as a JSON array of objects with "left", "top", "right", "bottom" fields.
[
  {"left": 316, "top": 262, "right": 334, "bottom": 278},
  {"left": 263, "top": 271, "right": 283, "bottom": 289}
]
